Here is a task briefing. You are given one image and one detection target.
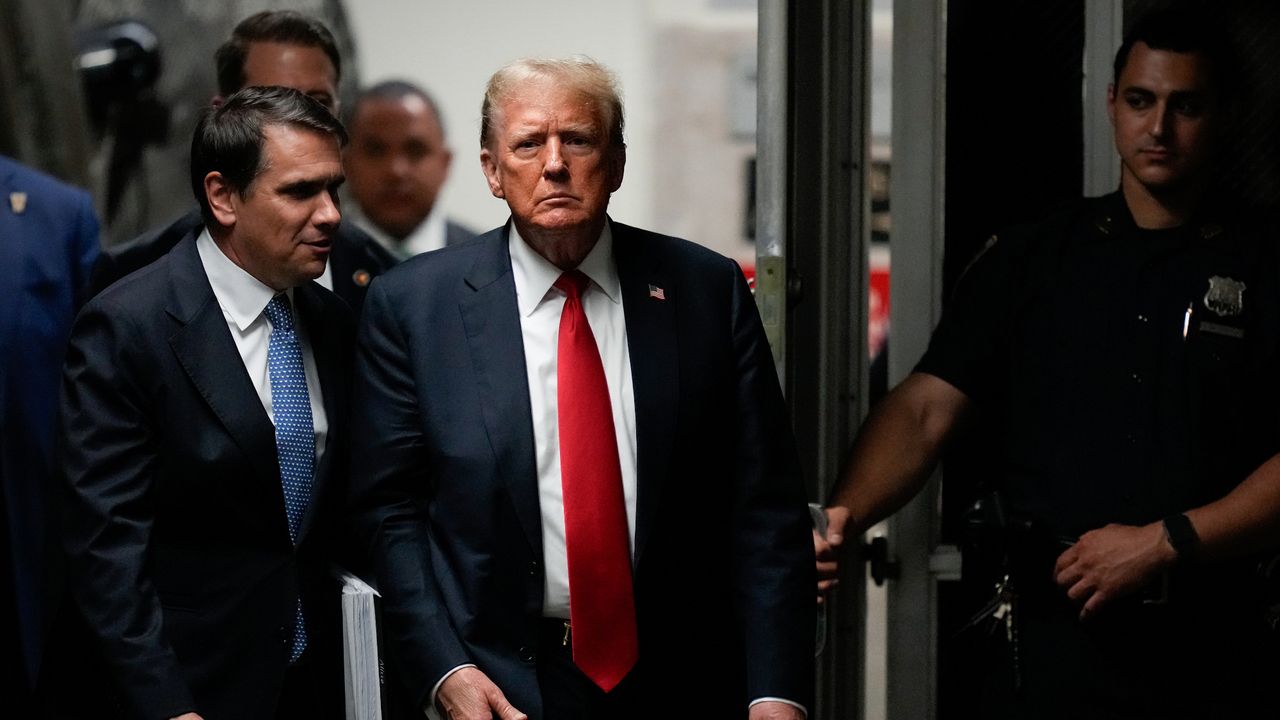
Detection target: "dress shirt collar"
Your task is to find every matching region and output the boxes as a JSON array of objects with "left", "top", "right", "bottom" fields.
[
  {"left": 357, "top": 205, "right": 447, "bottom": 260},
  {"left": 196, "top": 227, "right": 293, "bottom": 331},
  {"left": 509, "top": 218, "right": 620, "bottom": 318}
]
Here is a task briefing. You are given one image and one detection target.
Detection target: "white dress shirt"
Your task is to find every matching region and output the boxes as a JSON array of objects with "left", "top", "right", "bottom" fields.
[
  {"left": 317, "top": 259, "right": 334, "bottom": 292},
  {"left": 195, "top": 228, "right": 328, "bottom": 459},
  {"left": 357, "top": 206, "right": 449, "bottom": 261},
  {"left": 509, "top": 221, "right": 638, "bottom": 619}
]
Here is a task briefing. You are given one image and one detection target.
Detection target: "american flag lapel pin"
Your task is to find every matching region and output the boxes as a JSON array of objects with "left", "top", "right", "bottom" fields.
[{"left": 648, "top": 284, "right": 665, "bottom": 301}]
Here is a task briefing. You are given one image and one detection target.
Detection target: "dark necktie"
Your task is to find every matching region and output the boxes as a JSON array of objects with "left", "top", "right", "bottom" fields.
[
  {"left": 554, "top": 270, "right": 638, "bottom": 691},
  {"left": 264, "top": 293, "right": 314, "bottom": 663}
]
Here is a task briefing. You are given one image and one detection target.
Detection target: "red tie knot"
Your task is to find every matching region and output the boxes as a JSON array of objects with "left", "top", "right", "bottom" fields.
[{"left": 554, "top": 270, "right": 590, "bottom": 301}]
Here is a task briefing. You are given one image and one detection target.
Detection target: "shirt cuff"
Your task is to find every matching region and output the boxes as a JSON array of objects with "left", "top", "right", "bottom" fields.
[{"left": 424, "top": 664, "right": 477, "bottom": 719}]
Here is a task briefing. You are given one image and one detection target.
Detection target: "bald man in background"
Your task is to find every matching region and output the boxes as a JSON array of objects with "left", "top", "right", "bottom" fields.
[{"left": 344, "top": 81, "right": 477, "bottom": 259}]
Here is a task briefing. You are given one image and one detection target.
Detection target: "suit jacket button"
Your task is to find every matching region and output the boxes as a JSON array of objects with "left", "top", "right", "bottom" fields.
[
  {"left": 528, "top": 561, "right": 539, "bottom": 577},
  {"left": 518, "top": 646, "right": 536, "bottom": 663}
]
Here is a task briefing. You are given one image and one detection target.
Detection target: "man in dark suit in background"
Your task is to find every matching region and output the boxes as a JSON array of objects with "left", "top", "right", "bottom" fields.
[
  {"left": 344, "top": 80, "right": 477, "bottom": 257},
  {"left": 50, "top": 87, "right": 353, "bottom": 720},
  {"left": 349, "top": 58, "right": 813, "bottom": 720},
  {"left": 87, "top": 10, "right": 394, "bottom": 315},
  {"left": 0, "top": 155, "right": 98, "bottom": 717}
]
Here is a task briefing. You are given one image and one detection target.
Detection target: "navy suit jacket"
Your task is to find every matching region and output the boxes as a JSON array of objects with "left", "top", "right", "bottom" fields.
[
  {"left": 349, "top": 220, "right": 814, "bottom": 718},
  {"left": 87, "top": 207, "right": 397, "bottom": 316},
  {"left": 51, "top": 233, "right": 354, "bottom": 719},
  {"left": 0, "top": 155, "right": 99, "bottom": 690}
]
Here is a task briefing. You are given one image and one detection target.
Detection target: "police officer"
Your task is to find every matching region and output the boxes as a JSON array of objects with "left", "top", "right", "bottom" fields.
[{"left": 817, "top": 8, "right": 1280, "bottom": 717}]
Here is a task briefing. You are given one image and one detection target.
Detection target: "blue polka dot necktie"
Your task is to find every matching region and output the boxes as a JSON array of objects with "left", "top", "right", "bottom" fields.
[{"left": 264, "top": 293, "right": 314, "bottom": 663}]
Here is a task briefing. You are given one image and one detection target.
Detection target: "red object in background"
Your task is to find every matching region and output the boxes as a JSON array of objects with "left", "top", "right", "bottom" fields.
[
  {"left": 740, "top": 262, "right": 756, "bottom": 291},
  {"left": 737, "top": 254, "right": 888, "bottom": 361},
  {"left": 869, "top": 244, "right": 890, "bottom": 358}
]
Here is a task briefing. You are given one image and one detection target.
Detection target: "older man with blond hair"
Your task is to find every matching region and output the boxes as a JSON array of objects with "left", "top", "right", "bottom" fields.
[{"left": 349, "top": 57, "right": 814, "bottom": 720}]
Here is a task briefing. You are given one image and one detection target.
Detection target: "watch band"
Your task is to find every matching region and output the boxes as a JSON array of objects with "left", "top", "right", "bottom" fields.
[{"left": 1162, "top": 513, "right": 1199, "bottom": 561}]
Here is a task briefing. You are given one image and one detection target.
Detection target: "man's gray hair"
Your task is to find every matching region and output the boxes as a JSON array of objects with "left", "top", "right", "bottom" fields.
[{"left": 480, "top": 56, "right": 625, "bottom": 150}]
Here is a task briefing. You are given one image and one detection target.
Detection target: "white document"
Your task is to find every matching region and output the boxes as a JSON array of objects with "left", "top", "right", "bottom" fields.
[{"left": 336, "top": 567, "right": 383, "bottom": 720}]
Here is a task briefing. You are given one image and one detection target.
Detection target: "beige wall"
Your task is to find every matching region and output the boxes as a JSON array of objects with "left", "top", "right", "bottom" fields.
[{"left": 346, "top": 0, "right": 757, "bottom": 262}]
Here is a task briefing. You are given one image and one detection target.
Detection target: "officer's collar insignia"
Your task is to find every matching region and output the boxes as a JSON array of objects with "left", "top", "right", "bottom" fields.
[
  {"left": 1204, "top": 275, "right": 1246, "bottom": 317},
  {"left": 8, "top": 191, "right": 27, "bottom": 214},
  {"left": 1095, "top": 214, "right": 1114, "bottom": 235},
  {"left": 1199, "top": 223, "right": 1224, "bottom": 240},
  {"left": 955, "top": 234, "right": 999, "bottom": 287}
]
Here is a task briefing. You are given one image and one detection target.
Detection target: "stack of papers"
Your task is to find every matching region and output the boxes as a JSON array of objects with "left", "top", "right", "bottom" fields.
[{"left": 336, "top": 568, "right": 383, "bottom": 720}]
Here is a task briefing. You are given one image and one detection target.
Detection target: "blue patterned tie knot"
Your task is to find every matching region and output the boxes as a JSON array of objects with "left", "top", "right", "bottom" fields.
[
  {"left": 264, "top": 293, "right": 313, "bottom": 662},
  {"left": 264, "top": 293, "right": 296, "bottom": 333}
]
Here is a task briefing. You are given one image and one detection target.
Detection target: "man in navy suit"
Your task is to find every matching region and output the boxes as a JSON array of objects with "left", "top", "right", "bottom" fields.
[
  {"left": 349, "top": 58, "right": 813, "bottom": 720},
  {"left": 50, "top": 87, "right": 353, "bottom": 720},
  {"left": 0, "top": 155, "right": 98, "bottom": 715},
  {"left": 87, "top": 10, "right": 395, "bottom": 315}
]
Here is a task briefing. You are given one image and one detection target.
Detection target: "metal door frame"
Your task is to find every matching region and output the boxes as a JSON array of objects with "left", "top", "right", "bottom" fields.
[{"left": 757, "top": 1, "right": 872, "bottom": 718}]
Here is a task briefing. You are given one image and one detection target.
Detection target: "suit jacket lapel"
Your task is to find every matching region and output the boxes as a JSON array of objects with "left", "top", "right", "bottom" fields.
[
  {"left": 0, "top": 161, "right": 19, "bottom": 408},
  {"left": 613, "top": 222, "right": 678, "bottom": 565},
  {"left": 293, "top": 283, "right": 342, "bottom": 542},
  {"left": 165, "top": 234, "right": 282, "bottom": 514},
  {"left": 459, "top": 229, "right": 542, "bottom": 557}
]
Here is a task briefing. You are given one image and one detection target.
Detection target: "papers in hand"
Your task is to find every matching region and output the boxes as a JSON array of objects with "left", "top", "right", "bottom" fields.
[{"left": 336, "top": 567, "right": 383, "bottom": 720}]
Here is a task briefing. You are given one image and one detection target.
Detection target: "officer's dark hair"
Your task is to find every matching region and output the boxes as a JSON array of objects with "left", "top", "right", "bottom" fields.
[
  {"left": 348, "top": 79, "right": 446, "bottom": 139},
  {"left": 191, "top": 86, "right": 348, "bottom": 226},
  {"left": 215, "top": 11, "right": 341, "bottom": 97},
  {"left": 1112, "top": 7, "right": 1235, "bottom": 102}
]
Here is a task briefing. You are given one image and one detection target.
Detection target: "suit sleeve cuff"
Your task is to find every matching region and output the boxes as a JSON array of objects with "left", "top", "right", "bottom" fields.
[
  {"left": 750, "top": 697, "right": 808, "bottom": 717},
  {"left": 424, "top": 664, "right": 477, "bottom": 719}
]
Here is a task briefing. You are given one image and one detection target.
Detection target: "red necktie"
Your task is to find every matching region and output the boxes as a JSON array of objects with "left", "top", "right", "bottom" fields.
[{"left": 554, "top": 270, "right": 638, "bottom": 691}]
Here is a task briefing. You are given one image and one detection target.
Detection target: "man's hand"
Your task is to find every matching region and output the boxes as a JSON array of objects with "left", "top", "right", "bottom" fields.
[
  {"left": 436, "top": 667, "right": 527, "bottom": 720},
  {"left": 750, "top": 700, "right": 806, "bottom": 720},
  {"left": 815, "top": 506, "right": 851, "bottom": 604},
  {"left": 1053, "top": 522, "right": 1177, "bottom": 620}
]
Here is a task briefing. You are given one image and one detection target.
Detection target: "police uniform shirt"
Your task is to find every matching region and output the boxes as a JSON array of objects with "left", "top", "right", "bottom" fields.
[{"left": 917, "top": 192, "right": 1280, "bottom": 540}]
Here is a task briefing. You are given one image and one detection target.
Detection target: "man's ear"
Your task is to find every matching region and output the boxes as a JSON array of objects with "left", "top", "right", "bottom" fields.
[
  {"left": 204, "top": 172, "right": 238, "bottom": 228},
  {"left": 1106, "top": 83, "right": 1117, "bottom": 125},
  {"left": 480, "top": 148, "right": 505, "bottom": 199}
]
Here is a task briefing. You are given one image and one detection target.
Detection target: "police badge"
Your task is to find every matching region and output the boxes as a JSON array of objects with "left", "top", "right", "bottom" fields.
[{"left": 1204, "top": 275, "right": 1246, "bottom": 317}]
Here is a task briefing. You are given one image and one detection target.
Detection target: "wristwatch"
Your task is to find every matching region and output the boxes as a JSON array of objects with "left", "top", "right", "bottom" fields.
[{"left": 1162, "top": 513, "right": 1199, "bottom": 562}]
